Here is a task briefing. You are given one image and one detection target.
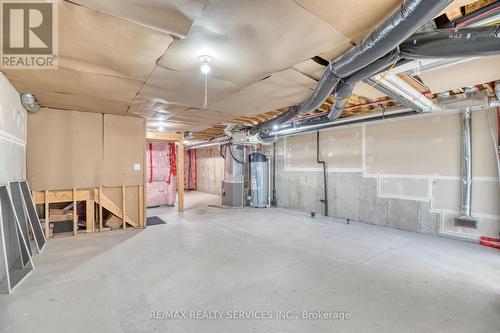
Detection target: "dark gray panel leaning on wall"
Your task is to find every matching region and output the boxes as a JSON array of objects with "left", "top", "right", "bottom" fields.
[
  {"left": 19, "top": 181, "right": 46, "bottom": 252},
  {"left": 0, "top": 185, "right": 34, "bottom": 294},
  {"left": 9, "top": 182, "right": 32, "bottom": 265}
]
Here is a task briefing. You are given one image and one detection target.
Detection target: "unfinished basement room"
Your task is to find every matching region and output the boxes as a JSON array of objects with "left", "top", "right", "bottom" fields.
[{"left": 1, "top": 0, "right": 500, "bottom": 332}]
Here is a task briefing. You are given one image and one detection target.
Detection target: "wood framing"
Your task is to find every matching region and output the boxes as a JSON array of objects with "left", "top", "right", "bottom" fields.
[
  {"left": 72, "top": 188, "right": 77, "bottom": 237},
  {"left": 122, "top": 186, "right": 126, "bottom": 230},
  {"left": 32, "top": 186, "right": 144, "bottom": 239},
  {"left": 44, "top": 190, "right": 49, "bottom": 238},
  {"left": 138, "top": 185, "right": 144, "bottom": 228},
  {"left": 146, "top": 131, "right": 184, "bottom": 142},
  {"left": 99, "top": 187, "right": 103, "bottom": 232}
]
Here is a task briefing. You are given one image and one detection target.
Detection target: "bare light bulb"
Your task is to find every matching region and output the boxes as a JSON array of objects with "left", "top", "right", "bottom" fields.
[
  {"left": 201, "top": 63, "right": 210, "bottom": 74},
  {"left": 273, "top": 125, "right": 279, "bottom": 130},
  {"left": 158, "top": 126, "right": 164, "bottom": 132}
]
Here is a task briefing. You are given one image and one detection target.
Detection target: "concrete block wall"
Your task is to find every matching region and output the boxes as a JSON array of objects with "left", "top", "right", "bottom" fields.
[
  {"left": 270, "top": 110, "right": 500, "bottom": 241},
  {"left": 273, "top": 163, "right": 442, "bottom": 236},
  {"left": 195, "top": 111, "right": 499, "bottom": 241}
]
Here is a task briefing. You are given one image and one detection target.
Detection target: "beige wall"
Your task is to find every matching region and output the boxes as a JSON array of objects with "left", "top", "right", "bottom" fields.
[
  {"left": 27, "top": 108, "right": 145, "bottom": 223},
  {"left": 281, "top": 110, "right": 500, "bottom": 240},
  {"left": 196, "top": 147, "right": 224, "bottom": 195},
  {"left": 27, "top": 109, "right": 145, "bottom": 191},
  {"left": 0, "top": 72, "right": 27, "bottom": 185}
]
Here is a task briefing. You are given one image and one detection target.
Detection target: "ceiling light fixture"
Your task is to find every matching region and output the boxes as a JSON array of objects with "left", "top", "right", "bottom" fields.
[{"left": 199, "top": 55, "right": 213, "bottom": 109}]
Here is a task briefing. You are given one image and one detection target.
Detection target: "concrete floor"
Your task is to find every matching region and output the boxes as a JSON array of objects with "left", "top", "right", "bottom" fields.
[{"left": 1, "top": 191, "right": 499, "bottom": 333}]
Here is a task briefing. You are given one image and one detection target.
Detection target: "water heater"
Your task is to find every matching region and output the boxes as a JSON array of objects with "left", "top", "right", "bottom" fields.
[{"left": 249, "top": 152, "right": 269, "bottom": 208}]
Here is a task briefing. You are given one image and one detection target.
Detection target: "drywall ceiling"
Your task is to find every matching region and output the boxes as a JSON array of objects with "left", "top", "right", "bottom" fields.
[
  {"left": 67, "top": 0, "right": 206, "bottom": 38},
  {"left": 157, "top": 0, "right": 349, "bottom": 86}
]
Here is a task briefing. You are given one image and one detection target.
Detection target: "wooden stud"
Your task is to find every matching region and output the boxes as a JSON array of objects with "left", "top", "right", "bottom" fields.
[
  {"left": 44, "top": 190, "right": 50, "bottom": 238},
  {"left": 99, "top": 187, "right": 103, "bottom": 232},
  {"left": 139, "top": 185, "right": 144, "bottom": 228},
  {"left": 122, "top": 186, "right": 126, "bottom": 230},
  {"left": 86, "top": 199, "right": 95, "bottom": 233},
  {"left": 72, "top": 188, "right": 77, "bottom": 237},
  {"left": 33, "top": 190, "right": 90, "bottom": 204},
  {"left": 146, "top": 131, "right": 184, "bottom": 142},
  {"left": 177, "top": 140, "right": 185, "bottom": 213}
]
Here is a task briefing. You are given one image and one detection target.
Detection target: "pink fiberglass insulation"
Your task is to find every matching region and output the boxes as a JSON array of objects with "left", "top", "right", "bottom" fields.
[
  {"left": 146, "top": 142, "right": 177, "bottom": 207},
  {"left": 147, "top": 181, "right": 169, "bottom": 207},
  {"left": 184, "top": 149, "right": 198, "bottom": 190},
  {"left": 147, "top": 142, "right": 170, "bottom": 183}
]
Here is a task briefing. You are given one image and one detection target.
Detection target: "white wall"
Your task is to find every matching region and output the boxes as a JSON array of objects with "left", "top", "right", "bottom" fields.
[{"left": 0, "top": 72, "right": 27, "bottom": 185}]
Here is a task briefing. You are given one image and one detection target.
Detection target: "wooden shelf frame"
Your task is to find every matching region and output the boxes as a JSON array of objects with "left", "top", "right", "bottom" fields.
[{"left": 32, "top": 185, "right": 145, "bottom": 238}]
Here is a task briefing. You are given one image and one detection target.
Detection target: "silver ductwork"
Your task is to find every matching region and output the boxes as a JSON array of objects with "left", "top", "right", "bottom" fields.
[
  {"left": 455, "top": 88, "right": 478, "bottom": 229},
  {"left": 20, "top": 93, "right": 40, "bottom": 113},
  {"left": 252, "top": 23, "right": 499, "bottom": 137},
  {"left": 455, "top": 109, "right": 477, "bottom": 228},
  {"left": 250, "top": 0, "right": 453, "bottom": 134}
]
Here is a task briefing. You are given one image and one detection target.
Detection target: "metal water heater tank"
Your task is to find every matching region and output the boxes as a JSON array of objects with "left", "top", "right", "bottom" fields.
[{"left": 249, "top": 152, "right": 269, "bottom": 208}]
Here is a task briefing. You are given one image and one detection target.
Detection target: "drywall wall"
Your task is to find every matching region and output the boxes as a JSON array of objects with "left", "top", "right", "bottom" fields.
[
  {"left": 103, "top": 114, "right": 145, "bottom": 187},
  {"left": 27, "top": 108, "right": 145, "bottom": 191},
  {"left": 196, "top": 147, "right": 224, "bottom": 195},
  {"left": 27, "top": 109, "right": 103, "bottom": 190},
  {"left": 0, "top": 73, "right": 27, "bottom": 185},
  {"left": 273, "top": 110, "right": 500, "bottom": 240}
]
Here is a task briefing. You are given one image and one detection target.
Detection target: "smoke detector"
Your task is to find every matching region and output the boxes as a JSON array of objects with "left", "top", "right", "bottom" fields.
[{"left": 20, "top": 93, "right": 40, "bottom": 113}]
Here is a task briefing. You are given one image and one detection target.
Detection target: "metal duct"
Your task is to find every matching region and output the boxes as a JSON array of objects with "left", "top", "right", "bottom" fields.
[
  {"left": 20, "top": 93, "right": 40, "bottom": 113},
  {"left": 250, "top": 0, "right": 452, "bottom": 134},
  {"left": 455, "top": 107, "right": 478, "bottom": 229},
  {"left": 400, "top": 25, "right": 500, "bottom": 59},
  {"left": 328, "top": 81, "right": 355, "bottom": 120}
]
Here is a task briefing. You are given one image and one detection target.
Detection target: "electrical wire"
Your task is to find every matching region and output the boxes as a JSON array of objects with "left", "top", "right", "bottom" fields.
[
  {"left": 455, "top": 5, "right": 499, "bottom": 28},
  {"left": 369, "top": 60, "right": 398, "bottom": 88},
  {"left": 228, "top": 145, "right": 245, "bottom": 164}
]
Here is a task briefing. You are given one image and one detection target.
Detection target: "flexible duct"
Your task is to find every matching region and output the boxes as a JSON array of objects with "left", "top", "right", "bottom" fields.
[
  {"left": 328, "top": 81, "right": 355, "bottom": 120},
  {"left": 400, "top": 25, "right": 500, "bottom": 59},
  {"left": 250, "top": 0, "right": 452, "bottom": 134}
]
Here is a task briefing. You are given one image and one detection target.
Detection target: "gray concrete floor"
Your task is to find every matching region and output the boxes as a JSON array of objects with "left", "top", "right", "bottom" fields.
[{"left": 1, "top": 191, "right": 499, "bottom": 333}]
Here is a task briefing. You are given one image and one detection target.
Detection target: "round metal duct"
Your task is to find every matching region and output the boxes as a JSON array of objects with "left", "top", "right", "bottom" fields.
[{"left": 20, "top": 93, "right": 40, "bottom": 113}]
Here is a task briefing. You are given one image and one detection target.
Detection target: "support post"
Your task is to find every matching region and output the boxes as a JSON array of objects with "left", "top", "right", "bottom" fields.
[
  {"left": 138, "top": 185, "right": 144, "bottom": 228},
  {"left": 72, "top": 188, "right": 77, "bottom": 236},
  {"left": 122, "top": 186, "right": 126, "bottom": 229},
  {"left": 177, "top": 141, "right": 185, "bottom": 213},
  {"left": 86, "top": 199, "right": 94, "bottom": 233},
  {"left": 99, "top": 187, "right": 103, "bottom": 232},
  {"left": 44, "top": 190, "right": 50, "bottom": 238}
]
